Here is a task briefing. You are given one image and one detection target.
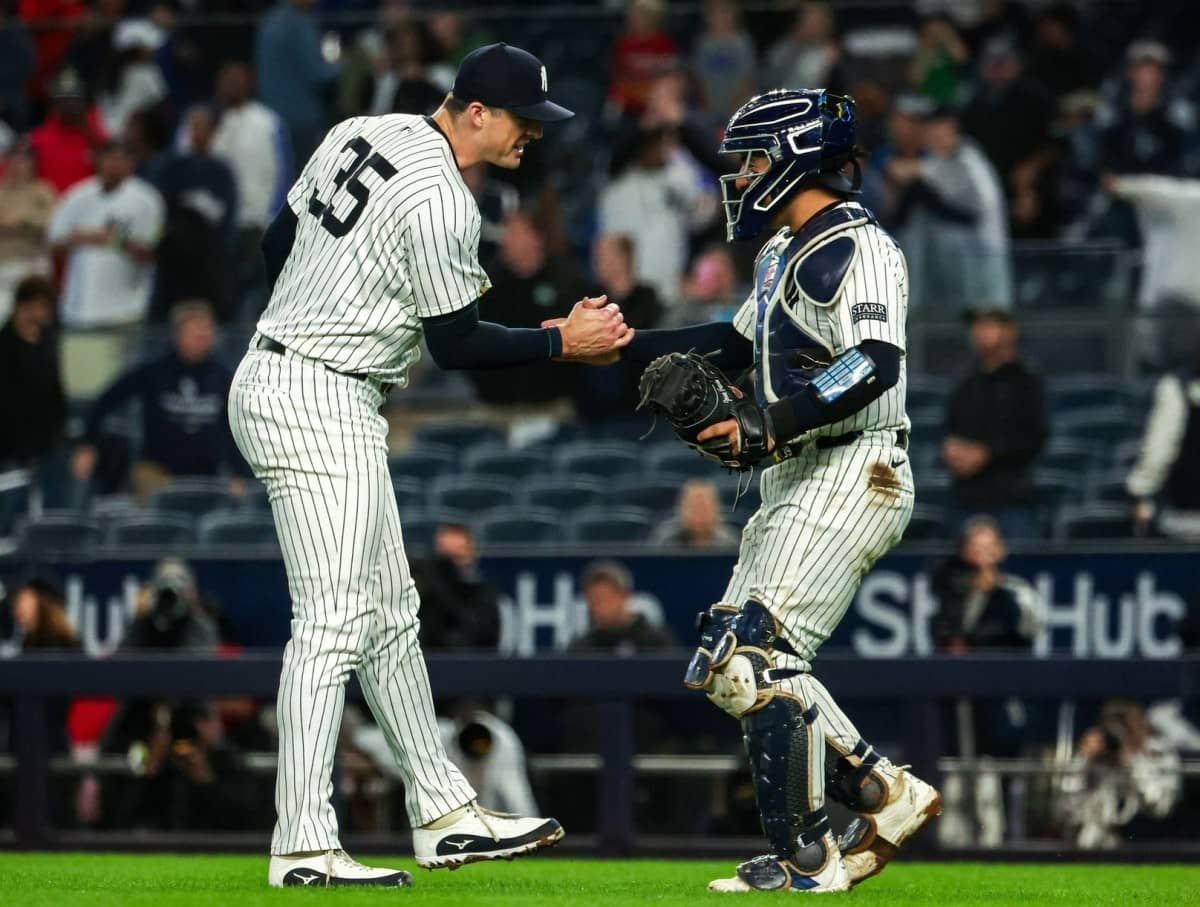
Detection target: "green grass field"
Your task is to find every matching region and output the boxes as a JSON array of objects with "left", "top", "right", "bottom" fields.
[{"left": 0, "top": 854, "right": 1196, "bottom": 906}]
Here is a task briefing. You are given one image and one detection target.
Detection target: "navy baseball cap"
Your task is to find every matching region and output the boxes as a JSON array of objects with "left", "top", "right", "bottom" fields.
[{"left": 452, "top": 43, "right": 574, "bottom": 122}]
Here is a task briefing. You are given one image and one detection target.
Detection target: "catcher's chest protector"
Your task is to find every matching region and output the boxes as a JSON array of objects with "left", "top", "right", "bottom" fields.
[{"left": 753, "top": 203, "right": 872, "bottom": 406}]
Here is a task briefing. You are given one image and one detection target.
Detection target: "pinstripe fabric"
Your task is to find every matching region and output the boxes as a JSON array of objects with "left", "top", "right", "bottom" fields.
[
  {"left": 257, "top": 114, "right": 490, "bottom": 383},
  {"left": 229, "top": 350, "right": 474, "bottom": 853}
]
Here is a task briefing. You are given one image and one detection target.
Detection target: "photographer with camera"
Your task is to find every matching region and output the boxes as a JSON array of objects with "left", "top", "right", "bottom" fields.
[
  {"left": 931, "top": 516, "right": 1046, "bottom": 847},
  {"left": 1060, "top": 700, "right": 1181, "bottom": 849}
]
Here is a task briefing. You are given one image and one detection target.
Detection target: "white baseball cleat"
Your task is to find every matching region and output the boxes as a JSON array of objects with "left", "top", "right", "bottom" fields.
[
  {"left": 268, "top": 849, "right": 413, "bottom": 887},
  {"left": 840, "top": 765, "right": 942, "bottom": 886},
  {"left": 708, "top": 833, "right": 850, "bottom": 894},
  {"left": 413, "top": 801, "right": 564, "bottom": 870}
]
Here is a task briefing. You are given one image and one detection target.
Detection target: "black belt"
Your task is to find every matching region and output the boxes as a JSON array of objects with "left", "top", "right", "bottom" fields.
[
  {"left": 256, "top": 335, "right": 392, "bottom": 392},
  {"left": 774, "top": 428, "right": 908, "bottom": 463}
]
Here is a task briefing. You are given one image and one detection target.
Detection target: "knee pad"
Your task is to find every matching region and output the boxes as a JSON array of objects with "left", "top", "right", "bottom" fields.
[
  {"left": 825, "top": 739, "right": 890, "bottom": 813},
  {"left": 742, "top": 694, "right": 831, "bottom": 868},
  {"left": 684, "top": 600, "right": 805, "bottom": 719}
]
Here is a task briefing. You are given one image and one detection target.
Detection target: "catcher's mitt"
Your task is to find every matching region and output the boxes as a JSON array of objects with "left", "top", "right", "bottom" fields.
[{"left": 637, "top": 352, "right": 772, "bottom": 471}]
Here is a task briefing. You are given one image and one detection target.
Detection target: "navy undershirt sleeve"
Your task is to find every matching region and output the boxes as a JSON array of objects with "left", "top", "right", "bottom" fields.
[
  {"left": 261, "top": 204, "right": 298, "bottom": 294},
  {"left": 422, "top": 300, "right": 562, "bottom": 370},
  {"left": 623, "top": 321, "right": 754, "bottom": 372},
  {"left": 766, "top": 340, "right": 902, "bottom": 442}
]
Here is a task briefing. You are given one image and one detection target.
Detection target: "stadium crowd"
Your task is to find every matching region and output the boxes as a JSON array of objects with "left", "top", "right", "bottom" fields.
[{"left": 0, "top": 0, "right": 1198, "bottom": 854}]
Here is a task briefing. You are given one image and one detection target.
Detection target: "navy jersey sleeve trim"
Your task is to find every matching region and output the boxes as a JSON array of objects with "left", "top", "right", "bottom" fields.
[
  {"left": 422, "top": 300, "right": 561, "bottom": 369},
  {"left": 624, "top": 321, "right": 754, "bottom": 371}
]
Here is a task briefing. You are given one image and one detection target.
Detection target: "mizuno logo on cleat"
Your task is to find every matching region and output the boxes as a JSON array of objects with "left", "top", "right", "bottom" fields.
[
  {"left": 291, "top": 871, "right": 322, "bottom": 886},
  {"left": 442, "top": 837, "right": 476, "bottom": 851}
]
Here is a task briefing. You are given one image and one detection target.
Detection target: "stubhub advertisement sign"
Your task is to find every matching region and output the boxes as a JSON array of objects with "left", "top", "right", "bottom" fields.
[{"left": 0, "top": 550, "right": 1192, "bottom": 659}]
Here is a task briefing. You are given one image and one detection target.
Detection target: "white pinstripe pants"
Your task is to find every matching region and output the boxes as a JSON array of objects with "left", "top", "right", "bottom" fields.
[
  {"left": 724, "top": 435, "right": 914, "bottom": 758},
  {"left": 229, "top": 349, "right": 475, "bottom": 853}
]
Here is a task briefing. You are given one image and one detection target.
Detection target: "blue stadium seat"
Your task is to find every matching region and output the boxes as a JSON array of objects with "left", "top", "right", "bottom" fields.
[
  {"left": 393, "top": 476, "right": 427, "bottom": 511},
  {"left": 476, "top": 508, "right": 562, "bottom": 545},
  {"left": 1085, "top": 467, "right": 1131, "bottom": 504},
  {"left": 1046, "top": 375, "right": 1125, "bottom": 414},
  {"left": 524, "top": 477, "right": 604, "bottom": 514},
  {"left": 646, "top": 445, "right": 717, "bottom": 477},
  {"left": 569, "top": 506, "right": 653, "bottom": 543},
  {"left": 906, "top": 407, "right": 944, "bottom": 444},
  {"left": 1034, "top": 468, "right": 1083, "bottom": 510},
  {"left": 1111, "top": 439, "right": 1142, "bottom": 469},
  {"left": 414, "top": 422, "right": 505, "bottom": 449},
  {"left": 106, "top": 512, "right": 197, "bottom": 547},
  {"left": 1040, "top": 438, "right": 1101, "bottom": 475},
  {"left": 1058, "top": 407, "right": 1137, "bottom": 446},
  {"left": 428, "top": 477, "right": 516, "bottom": 514},
  {"left": 388, "top": 445, "right": 457, "bottom": 482},
  {"left": 463, "top": 446, "right": 544, "bottom": 480},
  {"left": 0, "top": 468, "right": 32, "bottom": 540},
  {"left": 1054, "top": 504, "right": 1132, "bottom": 540},
  {"left": 914, "top": 472, "right": 953, "bottom": 510},
  {"left": 19, "top": 511, "right": 102, "bottom": 554},
  {"left": 903, "top": 506, "right": 948, "bottom": 541},
  {"left": 400, "top": 510, "right": 469, "bottom": 550},
  {"left": 199, "top": 511, "right": 280, "bottom": 547},
  {"left": 717, "top": 474, "right": 763, "bottom": 514},
  {"left": 618, "top": 475, "right": 690, "bottom": 514},
  {"left": 150, "top": 478, "right": 234, "bottom": 516},
  {"left": 554, "top": 442, "right": 642, "bottom": 479},
  {"left": 906, "top": 375, "right": 951, "bottom": 412}
]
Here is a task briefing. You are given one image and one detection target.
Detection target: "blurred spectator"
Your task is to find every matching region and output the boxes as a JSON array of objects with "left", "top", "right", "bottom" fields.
[
  {"left": 680, "top": 244, "right": 740, "bottom": 309},
  {"left": 1026, "top": 4, "right": 1094, "bottom": 99},
  {"left": 373, "top": 21, "right": 444, "bottom": 116},
  {"left": 18, "top": 0, "right": 87, "bottom": 104},
  {"left": 426, "top": 8, "right": 491, "bottom": 72},
  {"left": 650, "top": 479, "right": 738, "bottom": 548},
  {"left": 864, "top": 93, "right": 932, "bottom": 224},
  {"left": 1061, "top": 700, "right": 1181, "bottom": 849},
  {"left": 608, "top": 0, "right": 678, "bottom": 118},
  {"left": 46, "top": 139, "right": 165, "bottom": 328},
  {"left": 70, "top": 301, "right": 248, "bottom": 499},
  {"left": 932, "top": 516, "right": 1044, "bottom": 654},
  {"left": 691, "top": 0, "right": 755, "bottom": 120},
  {"left": 942, "top": 310, "right": 1048, "bottom": 540},
  {"left": 255, "top": 0, "right": 337, "bottom": 164},
  {"left": 600, "top": 124, "right": 715, "bottom": 305},
  {"left": 0, "top": 5, "right": 34, "bottom": 130},
  {"left": 126, "top": 559, "right": 221, "bottom": 652},
  {"left": 910, "top": 14, "right": 970, "bottom": 107},
  {"left": 0, "top": 276, "right": 65, "bottom": 466},
  {"left": 207, "top": 61, "right": 290, "bottom": 313},
  {"left": 466, "top": 209, "right": 589, "bottom": 406},
  {"left": 437, "top": 705, "right": 538, "bottom": 816},
  {"left": 570, "top": 560, "right": 676, "bottom": 654},
  {"left": 150, "top": 105, "right": 237, "bottom": 321},
  {"left": 414, "top": 522, "right": 500, "bottom": 651},
  {"left": 1098, "top": 41, "right": 1192, "bottom": 177},
  {"left": 763, "top": 1, "right": 840, "bottom": 95},
  {"left": 889, "top": 105, "right": 1011, "bottom": 311},
  {"left": 592, "top": 232, "right": 662, "bottom": 329},
  {"left": 97, "top": 18, "right": 169, "bottom": 138},
  {"left": 460, "top": 160, "right": 518, "bottom": 270},
  {"left": 335, "top": 0, "right": 412, "bottom": 118},
  {"left": 29, "top": 67, "right": 109, "bottom": 193},
  {"left": 7, "top": 576, "right": 78, "bottom": 650},
  {"left": 961, "top": 38, "right": 1055, "bottom": 204},
  {"left": 932, "top": 516, "right": 1044, "bottom": 846},
  {"left": 1127, "top": 349, "right": 1200, "bottom": 542},
  {"left": 0, "top": 141, "right": 56, "bottom": 314},
  {"left": 62, "top": 0, "right": 121, "bottom": 88}
]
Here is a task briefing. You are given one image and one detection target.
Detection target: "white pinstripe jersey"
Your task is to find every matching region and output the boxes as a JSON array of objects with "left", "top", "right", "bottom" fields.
[
  {"left": 258, "top": 114, "right": 490, "bottom": 384},
  {"left": 732, "top": 201, "right": 909, "bottom": 441}
]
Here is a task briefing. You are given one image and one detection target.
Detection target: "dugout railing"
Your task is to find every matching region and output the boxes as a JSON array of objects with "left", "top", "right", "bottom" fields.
[{"left": 1, "top": 654, "right": 1197, "bottom": 859}]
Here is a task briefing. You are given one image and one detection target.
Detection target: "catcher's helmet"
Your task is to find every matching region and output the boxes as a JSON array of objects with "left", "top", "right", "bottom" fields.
[{"left": 719, "top": 89, "right": 861, "bottom": 242}]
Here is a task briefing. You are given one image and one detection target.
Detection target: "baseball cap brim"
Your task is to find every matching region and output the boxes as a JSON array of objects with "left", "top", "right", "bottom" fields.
[{"left": 507, "top": 99, "right": 575, "bottom": 122}]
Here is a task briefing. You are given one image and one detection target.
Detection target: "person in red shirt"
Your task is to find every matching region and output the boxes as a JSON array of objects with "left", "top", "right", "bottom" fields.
[
  {"left": 18, "top": 0, "right": 87, "bottom": 101},
  {"left": 28, "top": 67, "right": 110, "bottom": 193},
  {"left": 608, "top": 0, "right": 678, "bottom": 117}
]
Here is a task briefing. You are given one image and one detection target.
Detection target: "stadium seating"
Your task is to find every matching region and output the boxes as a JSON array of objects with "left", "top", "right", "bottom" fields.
[
  {"left": 524, "top": 477, "right": 605, "bottom": 514},
  {"left": 617, "top": 475, "right": 689, "bottom": 514},
  {"left": 646, "top": 445, "right": 718, "bottom": 477},
  {"left": 1040, "top": 438, "right": 1101, "bottom": 475},
  {"left": 198, "top": 511, "right": 279, "bottom": 547},
  {"left": 0, "top": 468, "right": 32, "bottom": 541},
  {"left": 476, "top": 508, "right": 561, "bottom": 545},
  {"left": 389, "top": 445, "right": 457, "bottom": 481},
  {"left": 913, "top": 472, "right": 953, "bottom": 510},
  {"left": 414, "top": 421, "right": 505, "bottom": 449},
  {"left": 428, "top": 476, "right": 517, "bottom": 513},
  {"left": 150, "top": 478, "right": 235, "bottom": 516},
  {"left": 1033, "top": 468, "right": 1084, "bottom": 510},
  {"left": 392, "top": 476, "right": 427, "bottom": 511},
  {"left": 554, "top": 442, "right": 642, "bottom": 479},
  {"left": 906, "top": 375, "right": 952, "bottom": 413},
  {"left": 1046, "top": 374, "right": 1127, "bottom": 414},
  {"left": 1085, "top": 467, "right": 1131, "bottom": 504},
  {"left": 19, "top": 511, "right": 103, "bottom": 554},
  {"left": 1054, "top": 504, "right": 1133, "bottom": 540},
  {"left": 1057, "top": 407, "right": 1137, "bottom": 446},
  {"left": 904, "top": 506, "right": 948, "bottom": 541},
  {"left": 106, "top": 512, "right": 197, "bottom": 548},
  {"left": 569, "top": 506, "right": 654, "bottom": 542},
  {"left": 398, "top": 510, "right": 468, "bottom": 550},
  {"left": 463, "top": 445, "right": 545, "bottom": 480}
]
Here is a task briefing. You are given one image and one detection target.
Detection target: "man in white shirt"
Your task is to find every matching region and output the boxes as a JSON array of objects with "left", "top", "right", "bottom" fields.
[{"left": 47, "top": 140, "right": 165, "bottom": 327}]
